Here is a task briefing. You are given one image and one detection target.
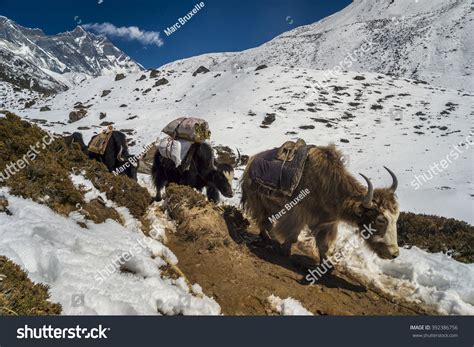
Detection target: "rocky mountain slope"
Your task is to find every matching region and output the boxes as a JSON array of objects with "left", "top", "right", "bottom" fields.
[
  {"left": 0, "top": 16, "right": 142, "bottom": 93},
  {"left": 7, "top": 64, "right": 473, "bottom": 224},
  {"left": 166, "top": 0, "right": 473, "bottom": 91}
]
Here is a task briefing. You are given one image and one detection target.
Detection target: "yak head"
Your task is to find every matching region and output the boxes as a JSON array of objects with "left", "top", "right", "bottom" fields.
[
  {"left": 211, "top": 162, "right": 235, "bottom": 198},
  {"left": 210, "top": 149, "right": 241, "bottom": 199},
  {"left": 356, "top": 167, "right": 400, "bottom": 260},
  {"left": 117, "top": 146, "right": 139, "bottom": 181}
]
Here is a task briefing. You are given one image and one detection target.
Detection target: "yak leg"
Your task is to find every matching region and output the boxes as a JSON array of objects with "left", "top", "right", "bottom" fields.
[
  {"left": 154, "top": 182, "right": 165, "bottom": 202},
  {"left": 206, "top": 185, "right": 220, "bottom": 203},
  {"left": 254, "top": 207, "right": 273, "bottom": 243},
  {"left": 154, "top": 170, "right": 167, "bottom": 202},
  {"left": 310, "top": 222, "right": 339, "bottom": 267},
  {"left": 271, "top": 213, "right": 305, "bottom": 256}
]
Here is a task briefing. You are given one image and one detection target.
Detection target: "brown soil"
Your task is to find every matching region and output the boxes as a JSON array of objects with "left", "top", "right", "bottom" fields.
[{"left": 163, "top": 184, "right": 437, "bottom": 316}]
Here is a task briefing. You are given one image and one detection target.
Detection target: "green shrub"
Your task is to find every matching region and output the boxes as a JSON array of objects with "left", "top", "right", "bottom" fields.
[{"left": 0, "top": 256, "right": 61, "bottom": 315}]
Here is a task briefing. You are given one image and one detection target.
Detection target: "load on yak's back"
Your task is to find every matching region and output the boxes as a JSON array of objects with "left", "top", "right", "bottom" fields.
[
  {"left": 152, "top": 117, "right": 238, "bottom": 203},
  {"left": 64, "top": 126, "right": 139, "bottom": 181}
]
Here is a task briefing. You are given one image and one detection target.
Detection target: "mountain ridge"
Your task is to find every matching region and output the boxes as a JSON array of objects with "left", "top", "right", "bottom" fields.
[
  {"left": 0, "top": 16, "right": 142, "bottom": 93},
  {"left": 162, "top": 0, "right": 472, "bottom": 91}
]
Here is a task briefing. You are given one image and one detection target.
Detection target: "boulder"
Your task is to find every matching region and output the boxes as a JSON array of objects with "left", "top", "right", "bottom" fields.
[
  {"left": 115, "top": 73, "right": 126, "bottom": 81},
  {"left": 150, "top": 69, "right": 160, "bottom": 78},
  {"left": 101, "top": 90, "right": 111, "bottom": 97},
  {"left": 69, "top": 109, "right": 88, "bottom": 123},
  {"left": 154, "top": 78, "right": 169, "bottom": 87},
  {"left": 192, "top": 66, "right": 210, "bottom": 77}
]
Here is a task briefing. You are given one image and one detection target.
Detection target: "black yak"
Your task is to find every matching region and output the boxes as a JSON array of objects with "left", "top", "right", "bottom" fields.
[
  {"left": 152, "top": 142, "right": 236, "bottom": 203},
  {"left": 65, "top": 131, "right": 138, "bottom": 180}
]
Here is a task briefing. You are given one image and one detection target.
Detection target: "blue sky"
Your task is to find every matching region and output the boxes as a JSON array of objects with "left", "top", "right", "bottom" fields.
[{"left": 1, "top": 0, "right": 352, "bottom": 68}]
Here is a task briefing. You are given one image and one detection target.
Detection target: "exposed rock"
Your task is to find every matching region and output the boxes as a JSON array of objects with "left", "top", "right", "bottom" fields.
[
  {"left": 101, "top": 90, "right": 111, "bottom": 97},
  {"left": 255, "top": 64, "right": 268, "bottom": 71},
  {"left": 115, "top": 73, "right": 126, "bottom": 81},
  {"left": 39, "top": 106, "right": 51, "bottom": 112},
  {"left": 100, "top": 121, "right": 114, "bottom": 126},
  {"left": 68, "top": 109, "right": 88, "bottom": 123},
  {"left": 353, "top": 75, "right": 365, "bottom": 81},
  {"left": 73, "top": 102, "right": 92, "bottom": 109},
  {"left": 24, "top": 100, "right": 36, "bottom": 108},
  {"left": 0, "top": 195, "right": 11, "bottom": 215},
  {"left": 150, "top": 69, "right": 160, "bottom": 78},
  {"left": 99, "top": 112, "right": 106, "bottom": 120},
  {"left": 192, "top": 66, "right": 210, "bottom": 76},
  {"left": 154, "top": 78, "right": 169, "bottom": 87},
  {"left": 262, "top": 113, "right": 276, "bottom": 126}
]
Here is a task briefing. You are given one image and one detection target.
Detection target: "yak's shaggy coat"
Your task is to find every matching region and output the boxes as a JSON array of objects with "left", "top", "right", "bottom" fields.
[{"left": 242, "top": 144, "right": 400, "bottom": 261}]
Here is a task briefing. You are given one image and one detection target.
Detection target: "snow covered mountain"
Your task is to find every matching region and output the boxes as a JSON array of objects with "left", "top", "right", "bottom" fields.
[
  {"left": 1, "top": 0, "right": 473, "bottom": 317},
  {"left": 9, "top": 64, "right": 473, "bottom": 224},
  {"left": 0, "top": 16, "right": 142, "bottom": 93},
  {"left": 172, "top": 0, "right": 473, "bottom": 91}
]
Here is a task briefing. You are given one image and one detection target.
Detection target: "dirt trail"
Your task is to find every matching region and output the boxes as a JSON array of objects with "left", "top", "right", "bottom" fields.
[{"left": 162, "top": 185, "right": 436, "bottom": 316}]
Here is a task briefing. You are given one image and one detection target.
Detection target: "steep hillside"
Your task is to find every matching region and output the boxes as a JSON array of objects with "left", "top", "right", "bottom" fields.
[
  {"left": 169, "top": 0, "right": 472, "bottom": 91},
  {"left": 8, "top": 64, "right": 473, "bottom": 224}
]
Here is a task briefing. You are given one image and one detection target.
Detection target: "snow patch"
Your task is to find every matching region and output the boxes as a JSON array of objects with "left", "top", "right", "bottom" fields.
[
  {"left": 0, "top": 188, "right": 220, "bottom": 315},
  {"left": 267, "top": 295, "right": 313, "bottom": 315},
  {"left": 335, "top": 225, "right": 474, "bottom": 315}
]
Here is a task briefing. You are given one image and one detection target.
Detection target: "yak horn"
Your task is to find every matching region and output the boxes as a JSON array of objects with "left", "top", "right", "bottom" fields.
[
  {"left": 117, "top": 146, "right": 126, "bottom": 162},
  {"left": 384, "top": 166, "right": 398, "bottom": 192},
  {"left": 359, "top": 173, "right": 374, "bottom": 208},
  {"left": 234, "top": 148, "right": 241, "bottom": 167}
]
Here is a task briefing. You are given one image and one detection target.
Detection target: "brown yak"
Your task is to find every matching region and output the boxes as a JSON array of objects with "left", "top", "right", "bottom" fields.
[{"left": 241, "top": 144, "right": 400, "bottom": 262}]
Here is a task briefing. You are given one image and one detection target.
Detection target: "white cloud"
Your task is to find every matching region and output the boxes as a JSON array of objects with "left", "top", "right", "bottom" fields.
[{"left": 83, "top": 22, "right": 164, "bottom": 47}]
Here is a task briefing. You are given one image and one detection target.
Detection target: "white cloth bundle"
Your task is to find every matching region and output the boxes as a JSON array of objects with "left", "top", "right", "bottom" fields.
[{"left": 156, "top": 134, "right": 193, "bottom": 167}]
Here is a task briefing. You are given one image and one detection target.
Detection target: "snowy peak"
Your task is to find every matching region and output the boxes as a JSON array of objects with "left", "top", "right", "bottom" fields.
[
  {"left": 0, "top": 16, "right": 142, "bottom": 93},
  {"left": 211, "top": 0, "right": 473, "bottom": 91}
]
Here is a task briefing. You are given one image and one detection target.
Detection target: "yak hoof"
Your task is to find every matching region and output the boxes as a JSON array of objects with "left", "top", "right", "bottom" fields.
[
  {"left": 279, "top": 242, "right": 292, "bottom": 257},
  {"left": 259, "top": 230, "right": 272, "bottom": 243}
]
